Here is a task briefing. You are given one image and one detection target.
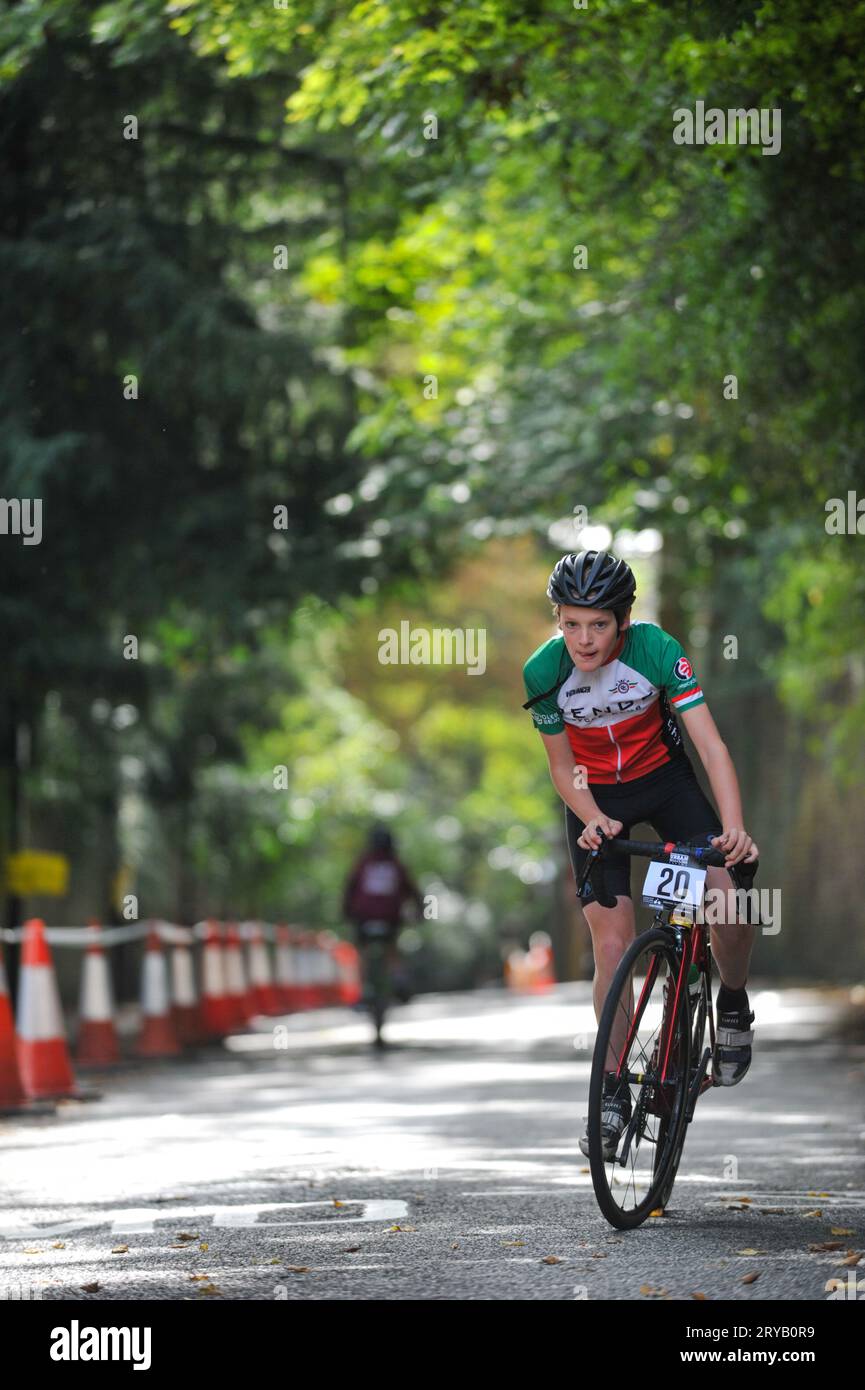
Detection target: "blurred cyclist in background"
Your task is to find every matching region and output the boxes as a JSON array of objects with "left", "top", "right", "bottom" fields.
[{"left": 343, "top": 823, "right": 423, "bottom": 1003}]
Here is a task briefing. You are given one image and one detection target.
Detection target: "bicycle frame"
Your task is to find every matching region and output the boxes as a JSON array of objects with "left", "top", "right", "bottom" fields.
[
  {"left": 611, "top": 907, "right": 709, "bottom": 1122},
  {"left": 580, "top": 831, "right": 753, "bottom": 1111}
]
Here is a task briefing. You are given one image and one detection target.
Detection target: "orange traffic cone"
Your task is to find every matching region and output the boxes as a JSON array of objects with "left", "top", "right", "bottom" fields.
[
  {"left": 15, "top": 918, "right": 80, "bottom": 1099},
  {"left": 199, "top": 920, "right": 232, "bottom": 1038},
  {"left": 135, "top": 926, "right": 180, "bottom": 1057},
  {"left": 525, "top": 934, "right": 556, "bottom": 993},
  {"left": 317, "top": 931, "right": 340, "bottom": 1006},
  {"left": 170, "top": 935, "right": 206, "bottom": 1045},
  {"left": 76, "top": 921, "right": 121, "bottom": 1066},
  {"left": 295, "top": 931, "right": 318, "bottom": 1011},
  {"left": 275, "top": 924, "right": 300, "bottom": 1012},
  {"left": 0, "top": 941, "right": 26, "bottom": 1111},
  {"left": 223, "top": 922, "right": 254, "bottom": 1028},
  {"left": 245, "top": 922, "right": 282, "bottom": 1016},
  {"left": 332, "top": 939, "right": 362, "bottom": 1006},
  {"left": 310, "top": 931, "right": 332, "bottom": 1009}
]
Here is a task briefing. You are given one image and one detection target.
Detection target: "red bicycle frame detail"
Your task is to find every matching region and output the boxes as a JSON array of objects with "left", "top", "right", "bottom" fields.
[{"left": 614, "top": 951, "right": 660, "bottom": 1082}]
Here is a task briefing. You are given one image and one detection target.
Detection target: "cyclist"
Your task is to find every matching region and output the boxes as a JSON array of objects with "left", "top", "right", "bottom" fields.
[
  {"left": 343, "top": 823, "right": 423, "bottom": 1003},
  {"left": 522, "top": 550, "right": 759, "bottom": 1158}
]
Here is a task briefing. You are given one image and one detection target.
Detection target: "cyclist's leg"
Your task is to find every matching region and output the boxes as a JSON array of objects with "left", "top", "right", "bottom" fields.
[
  {"left": 566, "top": 804, "right": 636, "bottom": 1072},
  {"left": 704, "top": 864, "right": 755, "bottom": 988},
  {"left": 384, "top": 926, "right": 401, "bottom": 978},
  {"left": 645, "top": 758, "right": 756, "bottom": 988}
]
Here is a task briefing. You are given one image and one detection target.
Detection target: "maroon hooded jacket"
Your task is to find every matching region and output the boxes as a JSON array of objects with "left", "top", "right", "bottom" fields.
[{"left": 342, "top": 850, "right": 421, "bottom": 925}]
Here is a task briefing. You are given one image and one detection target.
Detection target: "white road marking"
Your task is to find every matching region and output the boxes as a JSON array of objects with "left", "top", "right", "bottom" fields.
[{"left": 0, "top": 1198, "right": 408, "bottom": 1242}]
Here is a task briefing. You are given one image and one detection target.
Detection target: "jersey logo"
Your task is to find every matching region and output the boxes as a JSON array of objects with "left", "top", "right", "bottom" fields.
[
  {"left": 360, "top": 863, "right": 400, "bottom": 895},
  {"left": 609, "top": 679, "right": 638, "bottom": 695},
  {"left": 674, "top": 656, "right": 693, "bottom": 680}
]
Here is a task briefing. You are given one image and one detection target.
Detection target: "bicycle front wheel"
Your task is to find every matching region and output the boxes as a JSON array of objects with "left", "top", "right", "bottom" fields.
[{"left": 587, "top": 928, "right": 691, "bottom": 1229}]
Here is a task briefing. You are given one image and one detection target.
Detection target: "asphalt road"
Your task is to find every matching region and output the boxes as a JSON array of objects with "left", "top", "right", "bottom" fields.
[{"left": 1, "top": 982, "right": 863, "bottom": 1303}]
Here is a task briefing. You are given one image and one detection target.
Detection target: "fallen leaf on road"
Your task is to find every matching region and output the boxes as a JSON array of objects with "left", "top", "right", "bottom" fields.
[
  {"left": 640, "top": 1284, "right": 669, "bottom": 1297},
  {"left": 332, "top": 1199, "right": 346, "bottom": 1208},
  {"left": 196, "top": 1282, "right": 221, "bottom": 1296},
  {"left": 541, "top": 1256, "right": 563, "bottom": 1264},
  {"left": 22, "top": 1249, "right": 42, "bottom": 1255},
  {"left": 285, "top": 1265, "right": 310, "bottom": 1273},
  {"left": 344, "top": 1245, "right": 361, "bottom": 1253},
  {"left": 831, "top": 1227, "right": 855, "bottom": 1236},
  {"left": 386, "top": 1223, "right": 416, "bottom": 1233},
  {"left": 649, "top": 1208, "right": 666, "bottom": 1217},
  {"left": 579, "top": 1167, "right": 590, "bottom": 1174},
  {"left": 801, "top": 1210, "right": 822, "bottom": 1218},
  {"left": 188, "top": 1274, "right": 211, "bottom": 1281},
  {"left": 809, "top": 1241, "right": 845, "bottom": 1252},
  {"left": 199, "top": 1243, "right": 209, "bottom": 1251},
  {"left": 111, "top": 1245, "right": 128, "bottom": 1254},
  {"left": 175, "top": 1232, "right": 198, "bottom": 1241},
  {"left": 760, "top": 1208, "right": 786, "bottom": 1214},
  {"left": 52, "top": 1242, "right": 65, "bottom": 1249},
  {"left": 741, "top": 1272, "right": 760, "bottom": 1284},
  {"left": 732, "top": 1196, "right": 753, "bottom": 1203},
  {"left": 80, "top": 1282, "right": 100, "bottom": 1292},
  {"left": 691, "top": 1293, "right": 708, "bottom": 1300},
  {"left": 838, "top": 1253, "right": 862, "bottom": 1266},
  {"left": 736, "top": 1249, "right": 767, "bottom": 1255},
  {"left": 501, "top": 1240, "right": 526, "bottom": 1247},
  {"left": 269, "top": 1258, "right": 281, "bottom": 1265}
]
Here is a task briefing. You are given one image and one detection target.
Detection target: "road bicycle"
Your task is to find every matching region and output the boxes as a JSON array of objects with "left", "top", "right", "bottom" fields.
[{"left": 577, "top": 832, "right": 759, "bottom": 1229}]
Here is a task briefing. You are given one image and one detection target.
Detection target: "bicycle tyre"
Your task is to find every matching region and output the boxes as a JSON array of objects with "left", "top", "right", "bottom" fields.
[{"left": 588, "top": 928, "right": 691, "bottom": 1229}]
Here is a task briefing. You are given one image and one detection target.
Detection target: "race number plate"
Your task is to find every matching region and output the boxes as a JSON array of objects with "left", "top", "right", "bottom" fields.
[
  {"left": 359, "top": 921, "right": 391, "bottom": 939},
  {"left": 641, "top": 859, "right": 707, "bottom": 910}
]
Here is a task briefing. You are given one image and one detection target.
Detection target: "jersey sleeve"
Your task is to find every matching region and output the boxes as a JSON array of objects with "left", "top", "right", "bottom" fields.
[
  {"left": 522, "top": 648, "right": 566, "bottom": 734},
  {"left": 654, "top": 629, "right": 706, "bottom": 714}
]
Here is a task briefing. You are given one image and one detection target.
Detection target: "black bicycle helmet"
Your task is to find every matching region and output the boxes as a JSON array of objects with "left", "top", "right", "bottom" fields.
[
  {"left": 369, "top": 822, "right": 394, "bottom": 853},
  {"left": 546, "top": 550, "right": 636, "bottom": 611}
]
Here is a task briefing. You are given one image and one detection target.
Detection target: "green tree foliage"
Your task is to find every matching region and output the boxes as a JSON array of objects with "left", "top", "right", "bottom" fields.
[{"left": 2, "top": 2, "right": 863, "bottom": 978}]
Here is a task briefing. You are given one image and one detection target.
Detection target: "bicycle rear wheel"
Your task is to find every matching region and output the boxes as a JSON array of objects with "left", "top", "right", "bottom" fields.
[{"left": 587, "top": 928, "right": 691, "bottom": 1229}]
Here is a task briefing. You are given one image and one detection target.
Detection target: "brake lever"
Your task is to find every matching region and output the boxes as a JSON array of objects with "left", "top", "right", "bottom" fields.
[{"left": 578, "top": 827, "right": 617, "bottom": 910}]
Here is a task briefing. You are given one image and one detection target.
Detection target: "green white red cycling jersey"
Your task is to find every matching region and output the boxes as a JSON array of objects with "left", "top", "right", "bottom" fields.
[{"left": 522, "top": 622, "right": 706, "bottom": 784}]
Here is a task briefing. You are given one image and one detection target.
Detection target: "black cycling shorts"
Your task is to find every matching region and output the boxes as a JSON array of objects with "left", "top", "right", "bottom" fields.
[
  {"left": 565, "top": 755, "right": 723, "bottom": 905},
  {"left": 351, "top": 920, "right": 400, "bottom": 948}
]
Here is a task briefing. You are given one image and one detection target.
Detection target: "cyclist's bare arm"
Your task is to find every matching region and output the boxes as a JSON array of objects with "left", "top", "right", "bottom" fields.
[
  {"left": 679, "top": 703, "right": 758, "bottom": 865},
  {"left": 539, "top": 730, "right": 623, "bottom": 849}
]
